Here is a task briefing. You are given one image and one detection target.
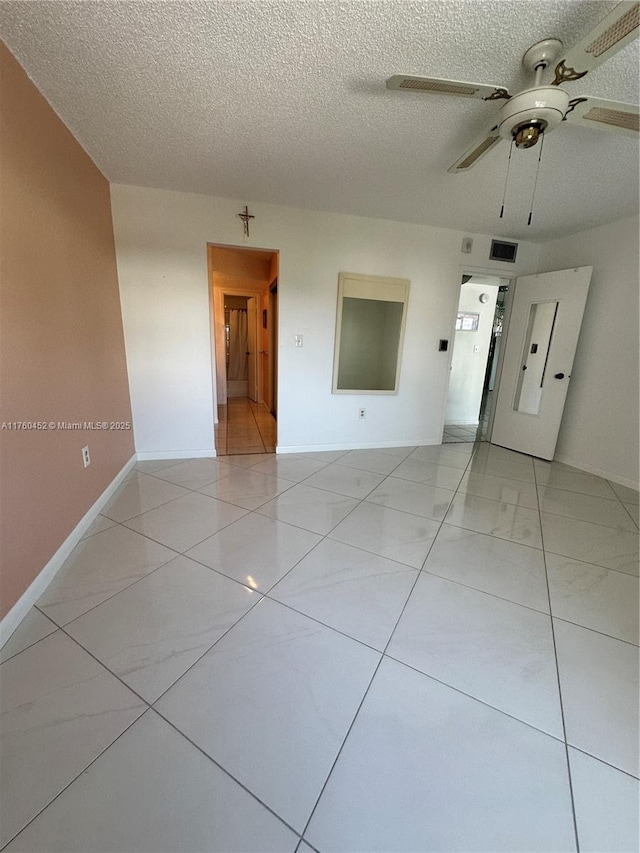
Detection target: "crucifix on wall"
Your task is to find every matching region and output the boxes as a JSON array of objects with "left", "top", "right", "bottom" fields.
[{"left": 237, "top": 205, "right": 255, "bottom": 239}]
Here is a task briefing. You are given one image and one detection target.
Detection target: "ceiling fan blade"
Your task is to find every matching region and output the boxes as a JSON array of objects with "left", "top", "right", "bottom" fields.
[
  {"left": 551, "top": 1, "right": 639, "bottom": 85},
  {"left": 386, "top": 75, "right": 510, "bottom": 101},
  {"left": 448, "top": 128, "right": 504, "bottom": 173},
  {"left": 563, "top": 95, "right": 639, "bottom": 136}
]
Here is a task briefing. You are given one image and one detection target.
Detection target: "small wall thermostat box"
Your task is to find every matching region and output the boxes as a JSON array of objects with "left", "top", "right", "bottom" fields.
[{"left": 439, "top": 339, "right": 449, "bottom": 352}]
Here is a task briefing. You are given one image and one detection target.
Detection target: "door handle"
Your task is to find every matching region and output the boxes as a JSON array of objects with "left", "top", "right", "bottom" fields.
[{"left": 554, "top": 372, "right": 565, "bottom": 379}]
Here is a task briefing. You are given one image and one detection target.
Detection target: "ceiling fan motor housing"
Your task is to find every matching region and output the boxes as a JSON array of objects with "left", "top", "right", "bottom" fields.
[{"left": 498, "top": 87, "right": 570, "bottom": 146}]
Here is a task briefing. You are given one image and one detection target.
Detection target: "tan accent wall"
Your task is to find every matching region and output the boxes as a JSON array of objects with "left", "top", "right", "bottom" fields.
[{"left": 0, "top": 43, "right": 134, "bottom": 619}]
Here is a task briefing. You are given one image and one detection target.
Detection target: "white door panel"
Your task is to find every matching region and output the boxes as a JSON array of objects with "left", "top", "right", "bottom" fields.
[{"left": 491, "top": 266, "right": 592, "bottom": 460}]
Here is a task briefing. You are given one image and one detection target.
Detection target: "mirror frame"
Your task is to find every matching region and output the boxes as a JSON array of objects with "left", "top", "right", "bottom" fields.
[{"left": 332, "top": 272, "right": 410, "bottom": 395}]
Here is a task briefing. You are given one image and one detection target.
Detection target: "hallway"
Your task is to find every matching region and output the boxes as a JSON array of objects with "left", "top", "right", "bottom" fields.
[{"left": 215, "top": 397, "right": 276, "bottom": 456}]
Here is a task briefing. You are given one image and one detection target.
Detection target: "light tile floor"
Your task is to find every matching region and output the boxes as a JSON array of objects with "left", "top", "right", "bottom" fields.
[
  {"left": 215, "top": 397, "right": 277, "bottom": 455},
  {"left": 1, "top": 443, "right": 638, "bottom": 852}
]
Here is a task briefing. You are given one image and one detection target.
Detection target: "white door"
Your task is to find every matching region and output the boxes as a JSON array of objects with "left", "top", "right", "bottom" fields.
[
  {"left": 491, "top": 266, "right": 592, "bottom": 460},
  {"left": 247, "top": 297, "right": 258, "bottom": 403}
]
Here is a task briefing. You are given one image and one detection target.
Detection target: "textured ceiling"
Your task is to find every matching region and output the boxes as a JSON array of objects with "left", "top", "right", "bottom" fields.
[{"left": 1, "top": 0, "right": 638, "bottom": 240}]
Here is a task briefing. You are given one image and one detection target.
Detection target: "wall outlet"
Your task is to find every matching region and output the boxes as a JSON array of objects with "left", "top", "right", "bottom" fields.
[
  {"left": 82, "top": 445, "right": 91, "bottom": 467},
  {"left": 358, "top": 408, "right": 366, "bottom": 419},
  {"left": 294, "top": 334, "right": 303, "bottom": 347}
]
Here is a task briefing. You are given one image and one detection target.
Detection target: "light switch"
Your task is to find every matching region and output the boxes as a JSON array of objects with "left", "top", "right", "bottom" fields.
[{"left": 294, "top": 335, "right": 303, "bottom": 347}]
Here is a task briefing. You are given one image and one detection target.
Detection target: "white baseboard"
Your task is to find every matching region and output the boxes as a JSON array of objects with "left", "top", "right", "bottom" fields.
[
  {"left": 0, "top": 454, "right": 137, "bottom": 649},
  {"left": 553, "top": 453, "right": 639, "bottom": 491},
  {"left": 276, "top": 439, "right": 441, "bottom": 454},
  {"left": 135, "top": 449, "right": 216, "bottom": 460}
]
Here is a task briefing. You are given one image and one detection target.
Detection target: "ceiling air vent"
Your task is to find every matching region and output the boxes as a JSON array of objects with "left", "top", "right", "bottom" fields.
[{"left": 490, "top": 240, "right": 518, "bottom": 263}]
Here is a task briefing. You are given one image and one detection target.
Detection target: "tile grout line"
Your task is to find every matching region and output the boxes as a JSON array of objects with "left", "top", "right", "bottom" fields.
[
  {"left": 567, "top": 744, "right": 640, "bottom": 782},
  {"left": 296, "top": 443, "right": 481, "bottom": 843},
  {"left": 6, "top": 443, "right": 633, "bottom": 849},
  {"left": 0, "top": 707, "right": 148, "bottom": 851},
  {"left": 150, "top": 705, "right": 302, "bottom": 842},
  {"left": 533, "top": 460, "right": 582, "bottom": 853},
  {"left": 21, "top": 605, "right": 307, "bottom": 844}
]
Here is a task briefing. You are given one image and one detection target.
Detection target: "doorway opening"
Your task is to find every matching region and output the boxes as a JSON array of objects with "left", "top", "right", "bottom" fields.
[
  {"left": 208, "top": 244, "right": 279, "bottom": 455},
  {"left": 442, "top": 273, "right": 511, "bottom": 445}
]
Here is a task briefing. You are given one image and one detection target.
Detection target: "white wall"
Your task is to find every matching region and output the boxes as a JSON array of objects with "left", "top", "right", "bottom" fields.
[
  {"left": 446, "top": 281, "right": 499, "bottom": 424},
  {"left": 536, "top": 215, "right": 639, "bottom": 487},
  {"left": 110, "top": 184, "right": 539, "bottom": 454}
]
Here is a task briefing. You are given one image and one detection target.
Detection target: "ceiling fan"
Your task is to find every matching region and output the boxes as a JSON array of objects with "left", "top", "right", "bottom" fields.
[{"left": 387, "top": 0, "right": 639, "bottom": 174}]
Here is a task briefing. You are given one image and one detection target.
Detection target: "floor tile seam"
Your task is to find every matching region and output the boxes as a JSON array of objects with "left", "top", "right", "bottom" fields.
[
  {"left": 324, "top": 532, "right": 426, "bottom": 570},
  {"left": 538, "top": 506, "right": 640, "bottom": 534},
  {"left": 143, "top": 587, "right": 267, "bottom": 707},
  {"left": 541, "top": 548, "right": 639, "bottom": 579},
  {"left": 0, "top": 708, "right": 148, "bottom": 852},
  {"left": 439, "top": 520, "right": 544, "bottom": 551},
  {"left": 536, "top": 482, "right": 620, "bottom": 502},
  {"left": 381, "top": 651, "right": 567, "bottom": 745},
  {"left": 331, "top": 460, "right": 404, "bottom": 478},
  {"left": 149, "top": 705, "right": 303, "bottom": 841},
  {"left": 283, "top": 472, "right": 457, "bottom": 840},
  {"left": 55, "top": 621, "right": 154, "bottom": 708},
  {"left": 249, "top": 503, "right": 351, "bottom": 540},
  {"left": 536, "top": 503, "right": 638, "bottom": 532},
  {"left": 0, "top": 615, "right": 58, "bottom": 666},
  {"left": 533, "top": 462, "right": 581, "bottom": 853},
  {"left": 360, "top": 496, "right": 453, "bottom": 525},
  {"left": 304, "top": 456, "right": 461, "bottom": 536},
  {"left": 418, "top": 565, "right": 551, "bottom": 617},
  {"left": 221, "top": 455, "right": 279, "bottom": 468},
  {"left": 567, "top": 744, "right": 640, "bottom": 781},
  {"left": 371, "top": 460, "right": 467, "bottom": 661},
  {"left": 266, "top": 476, "right": 381, "bottom": 502},
  {"left": 550, "top": 614, "right": 640, "bottom": 648},
  {"left": 454, "top": 485, "right": 538, "bottom": 510},
  {"left": 261, "top": 589, "right": 401, "bottom": 656},
  {"left": 142, "top": 466, "right": 241, "bottom": 493},
  {"left": 165, "top": 550, "right": 268, "bottom": 597},
  {"left": 302, "top": 468, "right": 565, "bottom": 834},
  {"left": 252, "top": 411, "right": 278, "bottom": 450},
  {"left": 133, "top": 458, "right": 190, "bottom": 475},
  {"left": 437, "top": 521, "right": 546, "bottom": 553},
  {"left": 208, "top": 483, "right": 301, "bottom": 513},
  {"left": 103, "top": 486, "right": 203, "bottom": 525},
  {"left": 462, "top": 470, "right": 537, "bottom": 486},
  {"left": 606, "top": 479, "right": 640, "bottom": 505},
  {"left": 284, "top": 467, "right": 397, "bottom": 537},
  {"left": 296, "top": 654, "right": 386, "bottom": 843},
  {"left": 80, "top": 520, "right": 119, "bottom": 541},
  {"left": 33, "top": 546, "right": 180, "bottom": 631},
  {"left": 120, "top": 501, "right": 255, "bottom": 555},
  {"left": 619, "top": 500, "right": 640, "bottom": 530}
]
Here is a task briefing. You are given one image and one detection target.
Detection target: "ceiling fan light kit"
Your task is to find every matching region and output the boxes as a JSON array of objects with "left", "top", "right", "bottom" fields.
[
  {"left": 497, "top": 86, "right": 569, "bottom": 147},
  {"left": 386, "top": 0, "right": 639, "bottom": 222}
]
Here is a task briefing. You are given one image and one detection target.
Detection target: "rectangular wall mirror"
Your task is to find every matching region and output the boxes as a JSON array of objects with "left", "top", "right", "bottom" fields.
[
  {"left": 332, "top": 272, "right": 409, "bottom": 394},
  {"left": 513, "top": 300, "right": 559, "bottom": 415}
]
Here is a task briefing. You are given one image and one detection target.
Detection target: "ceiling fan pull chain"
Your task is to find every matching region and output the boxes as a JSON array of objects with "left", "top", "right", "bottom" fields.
[
  {"left": 499, "top": 139, "right": 514, "bottom": 219},
  {"left": 527, "top": 132, "right": 545, "bottom": 226}
]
